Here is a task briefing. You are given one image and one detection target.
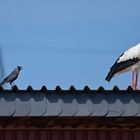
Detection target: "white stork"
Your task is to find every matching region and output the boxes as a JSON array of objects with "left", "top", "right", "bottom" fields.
[{"left": 106, "top": 43, "right": 140, "bottom": 89}]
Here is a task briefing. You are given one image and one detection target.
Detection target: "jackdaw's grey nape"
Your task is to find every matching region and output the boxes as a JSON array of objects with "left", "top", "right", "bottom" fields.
[{"left": 0, "top": 66, "right": 22, "bottom": 87}]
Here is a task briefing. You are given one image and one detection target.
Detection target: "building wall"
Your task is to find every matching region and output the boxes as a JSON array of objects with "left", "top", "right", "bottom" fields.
[{"left": 0, "top": 130, "right": 140, "bottom": 140}]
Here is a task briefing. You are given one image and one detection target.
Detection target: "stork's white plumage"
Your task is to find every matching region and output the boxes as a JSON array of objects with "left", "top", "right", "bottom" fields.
[{"left": 106, "top": 43, "right": 140, "bottom": 89}]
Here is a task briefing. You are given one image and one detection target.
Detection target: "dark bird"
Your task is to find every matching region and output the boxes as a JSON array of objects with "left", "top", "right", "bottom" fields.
[
  {"left": 0, "top": 66, "right": 22, "bottom": 87},
  {"left": 106, "top": 43, "right": 140, "bottom": 90}
]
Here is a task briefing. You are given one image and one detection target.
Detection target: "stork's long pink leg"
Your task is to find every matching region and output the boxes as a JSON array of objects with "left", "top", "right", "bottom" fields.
[
  {"left": 132, "top": 70, "right": 135, "bottom": 89},
  {"left": 135, "top": 72, "right": 139, "bottom": 90}
]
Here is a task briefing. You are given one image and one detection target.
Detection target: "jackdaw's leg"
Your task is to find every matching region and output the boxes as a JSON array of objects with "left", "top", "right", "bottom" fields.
[{"left": 10, "top": 82, "right": 14, "bottom": 88}]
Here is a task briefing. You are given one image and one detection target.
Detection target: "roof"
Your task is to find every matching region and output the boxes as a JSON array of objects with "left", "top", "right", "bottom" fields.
[
  {"left": 0, "top": 85, "right": 140, "bottom": 117},
  {"left": 0, "top": 117, "right": 140, "bottom": 130}
]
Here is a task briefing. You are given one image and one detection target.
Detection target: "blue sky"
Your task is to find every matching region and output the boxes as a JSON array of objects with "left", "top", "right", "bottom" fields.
[{"left": 0, "top": 0, "right": 140, "bottom": 89}]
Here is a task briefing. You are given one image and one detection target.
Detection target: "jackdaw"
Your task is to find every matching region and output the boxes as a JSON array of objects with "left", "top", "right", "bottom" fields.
[{"left": 0, "top": 66, "right": 22, "bottom": 87}]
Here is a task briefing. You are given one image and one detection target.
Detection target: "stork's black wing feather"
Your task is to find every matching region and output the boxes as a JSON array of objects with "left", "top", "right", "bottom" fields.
[{"left": 105, "top": 57, "right": 140, "bottom": 82}]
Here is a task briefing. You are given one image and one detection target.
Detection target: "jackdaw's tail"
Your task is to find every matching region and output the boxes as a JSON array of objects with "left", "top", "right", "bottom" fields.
[{"left": 0, "top": 80, "right": 5, "bottom": 86}]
